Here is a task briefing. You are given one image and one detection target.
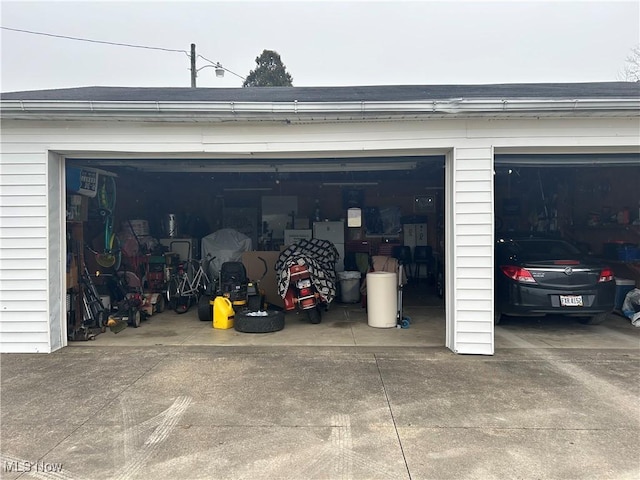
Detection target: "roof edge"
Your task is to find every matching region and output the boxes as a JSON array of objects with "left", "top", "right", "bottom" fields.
[{"left": 2, "top": 98, "right": 639, "bottom": 121}]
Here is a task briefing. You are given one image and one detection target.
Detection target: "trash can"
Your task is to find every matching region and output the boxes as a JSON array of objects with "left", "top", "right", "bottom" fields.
[
  {"left": 366, "top": 271, "right": 397, "bottom": 328},
  {"left": 338, "top": 271, "right": 361, "bottom": 303}
]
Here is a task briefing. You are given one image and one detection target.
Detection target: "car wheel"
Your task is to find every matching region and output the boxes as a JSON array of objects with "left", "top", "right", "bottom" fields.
[
  {"left": 578, "top": 312, "right": 609, "bottom": 325},
  {"left": 198, "top": 296, "right": 212, "bottom": 321},
  {"left": 494, "top": 309, "right": 502, "bottom": 325},
  {"left": 234, "top": 310, "right": 285, "bottom": 333}
]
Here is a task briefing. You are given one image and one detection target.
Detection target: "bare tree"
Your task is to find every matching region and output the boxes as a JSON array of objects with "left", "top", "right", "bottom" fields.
[{"left": 618, "top": 44, "right": 640, "bottom": 82}]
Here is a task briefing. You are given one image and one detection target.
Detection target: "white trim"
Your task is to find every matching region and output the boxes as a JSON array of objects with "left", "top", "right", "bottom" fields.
[
  {"left": 1, "top": 98, "right": 638, "bottom": 122},
  {"left": 444, "top": 150, "right": 455, "bottom": 352}
]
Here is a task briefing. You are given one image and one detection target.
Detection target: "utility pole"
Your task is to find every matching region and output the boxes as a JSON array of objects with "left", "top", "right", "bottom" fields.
[{"left": 190, "top": 43, "right": 197, "bottom": 88}]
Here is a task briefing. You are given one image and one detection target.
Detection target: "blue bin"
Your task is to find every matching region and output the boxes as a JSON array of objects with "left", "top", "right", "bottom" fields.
[{"left": 618, "top": 246, "right": 640, "bottom": 262}]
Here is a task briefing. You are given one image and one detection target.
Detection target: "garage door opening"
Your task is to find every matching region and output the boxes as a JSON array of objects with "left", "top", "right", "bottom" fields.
[
  {"left": 493, "top": 153, "right": 640, "bottom": 333},
  {"left": 64, "top": 155, "right": 447, "bottom": 346}
]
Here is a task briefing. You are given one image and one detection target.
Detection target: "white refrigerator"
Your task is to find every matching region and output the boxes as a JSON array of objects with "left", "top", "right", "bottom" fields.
[{"left": 313, "top": 221, "right": 345, "bottom": 272}]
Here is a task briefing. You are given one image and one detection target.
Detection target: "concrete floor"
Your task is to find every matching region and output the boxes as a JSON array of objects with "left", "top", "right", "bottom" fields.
[{"left": 78, "top": 286, "right": 640, "bottom": 351}]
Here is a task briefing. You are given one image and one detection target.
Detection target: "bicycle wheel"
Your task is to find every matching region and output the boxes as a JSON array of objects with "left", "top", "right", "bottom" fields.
[
  {"left": 166, "top": 277, "right": 180, "bottom": 311},
  {"left": 174, "top": 295, "right": 192, "bottom": 314}
]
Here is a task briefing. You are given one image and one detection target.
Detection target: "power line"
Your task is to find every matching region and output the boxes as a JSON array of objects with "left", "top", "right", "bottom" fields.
[
  {"left": 197, "top": 54, "right": 245, "bottom": 81},
  {"left": 1, "top": 25, "right": 245, "bottom": 83},
  {"left": 1, "top": 26, "right": 189, "bottom": 55}
]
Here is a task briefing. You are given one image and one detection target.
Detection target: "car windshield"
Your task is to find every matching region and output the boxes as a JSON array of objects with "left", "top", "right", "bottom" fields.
[{"left": 510, "top": 239, "right": 581, "bottom": 258}]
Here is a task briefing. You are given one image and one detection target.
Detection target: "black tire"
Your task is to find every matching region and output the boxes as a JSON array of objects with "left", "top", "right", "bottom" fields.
[
  {"left": 166, "top": 278, "right": 180, "bottom": 310},
  {"left": 174, "top": 296, "right": 191, "bottom": 314},
  {"left": 307, "top": 306, "right": 321, "bottom": 324},
  {"left": 494, "top": 309, "right": 502, "bottom": 325},
  {"left": 129, "top": 308, "right": 141, "bottom": 328},
  {"left": 234, "top": 310, "right": 285, "bottom": 333},
  {"left": 198, "top": 296, "right": 212, "bottom": 321},
  {"left": 154, "top": 295, "right": 165, "bottom": 314}
]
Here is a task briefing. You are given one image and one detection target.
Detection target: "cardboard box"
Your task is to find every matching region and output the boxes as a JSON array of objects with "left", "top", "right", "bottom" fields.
[{"left": 241, "top": 251, "right": 284, "bottom": 308}]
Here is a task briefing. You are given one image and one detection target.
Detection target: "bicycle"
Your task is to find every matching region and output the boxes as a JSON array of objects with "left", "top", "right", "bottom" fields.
[{"left": 166, "top": 255, "right": 215, "bottom": 314}]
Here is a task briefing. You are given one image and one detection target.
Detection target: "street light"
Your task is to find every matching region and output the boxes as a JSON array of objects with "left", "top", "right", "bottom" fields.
[{"left": 189, "top": 43, "right": 244, "bottom": 87}]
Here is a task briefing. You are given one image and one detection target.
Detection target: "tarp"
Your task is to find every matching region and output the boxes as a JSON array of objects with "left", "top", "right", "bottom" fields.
[
  {"left": 275, "top": 238, "right": 339, "bottom": 304},
  {"left": 622, "top": 288, "right": 640, "bottom": 327},
  {"left": 201, "top": 229, "right": 252, "bottom": 278}
]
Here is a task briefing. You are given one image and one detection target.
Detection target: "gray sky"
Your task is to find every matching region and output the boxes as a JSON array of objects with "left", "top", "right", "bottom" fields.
[{"left": 1, "top": 1, "right": 638, "bottom": 92}]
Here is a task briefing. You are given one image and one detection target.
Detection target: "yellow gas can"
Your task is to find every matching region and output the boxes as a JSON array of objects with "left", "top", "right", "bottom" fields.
[{"left": 213, "top": 296, "right": 235, "bottom": 329}]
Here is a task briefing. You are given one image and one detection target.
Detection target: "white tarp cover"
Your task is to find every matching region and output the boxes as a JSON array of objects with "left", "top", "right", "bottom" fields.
[{"left": 201, "top": 229, "right": 252, "bottom": 277}]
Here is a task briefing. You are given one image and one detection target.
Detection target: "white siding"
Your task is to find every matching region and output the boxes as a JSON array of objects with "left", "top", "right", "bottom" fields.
[
  {"left": 0, "top": 115, "right": 638, "bottom": 354},
  {"left": 0, "top": 151, "right": 51, "bottom": 353},
  {"left": 448, "top": 147, "right": 495, "bottom": 355}
]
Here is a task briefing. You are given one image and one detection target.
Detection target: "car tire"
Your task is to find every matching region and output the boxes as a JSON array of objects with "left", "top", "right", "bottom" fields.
[
  {"left": 198, "top": 296, "right": 212, "bottom": 322},
  {"left": 494, "top": 309, "right": 502, "bottom": 325},
  {"left": 234, "top": 310, "right": 285, "bottom": 333},
  {"left": 579, "top": 312, "right": 610, "bottom": 325}
]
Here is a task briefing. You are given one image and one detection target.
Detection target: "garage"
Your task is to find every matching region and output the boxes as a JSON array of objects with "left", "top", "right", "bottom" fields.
[
  {"left": 493, "top": 153, "right": 640, "bottom": 323},
  {"left": 1, "top": 83, "right": 638, "bottom": 354},
  {"left": 63, "top": 154, "right": 446, "bottom": 339}
]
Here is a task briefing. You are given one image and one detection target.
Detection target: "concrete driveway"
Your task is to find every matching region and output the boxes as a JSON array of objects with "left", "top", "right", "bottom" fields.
[{"left": 1, "top": 307, "right": 638, "bottom": 479}]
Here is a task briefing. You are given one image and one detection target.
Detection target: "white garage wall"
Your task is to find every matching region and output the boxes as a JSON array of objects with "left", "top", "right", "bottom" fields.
[
  {"left": 0, "top": 149, "right": 51, "bottom": 353},
  {"left": 0, "top": 115, "right": 638, "bottom": 354},
  {"left": 449, "top": 146, "right": 495, "bottom": 355}
]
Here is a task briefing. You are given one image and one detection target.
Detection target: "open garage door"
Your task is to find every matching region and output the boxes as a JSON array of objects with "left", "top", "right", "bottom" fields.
[
  {"left": 493, "top": 152, "right": 640, "bottom": 328},
  {"left": 64, "top": 154, "right": 447, "bottom": 345}
]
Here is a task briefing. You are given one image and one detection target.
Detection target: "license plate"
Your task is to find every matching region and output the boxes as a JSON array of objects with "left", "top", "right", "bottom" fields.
[{"left": 560, "top": 295, "right": 583, "bottom": 307}]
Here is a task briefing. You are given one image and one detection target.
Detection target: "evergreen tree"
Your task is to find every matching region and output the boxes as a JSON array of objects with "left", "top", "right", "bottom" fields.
[{"left": 243, "top": 50, "right": 293, "bottom": 87}]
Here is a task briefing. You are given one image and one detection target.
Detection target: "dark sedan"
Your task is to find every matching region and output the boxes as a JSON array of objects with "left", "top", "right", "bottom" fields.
[{"left": 495, "top": 236, "right": 616, "bottom": 324}]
